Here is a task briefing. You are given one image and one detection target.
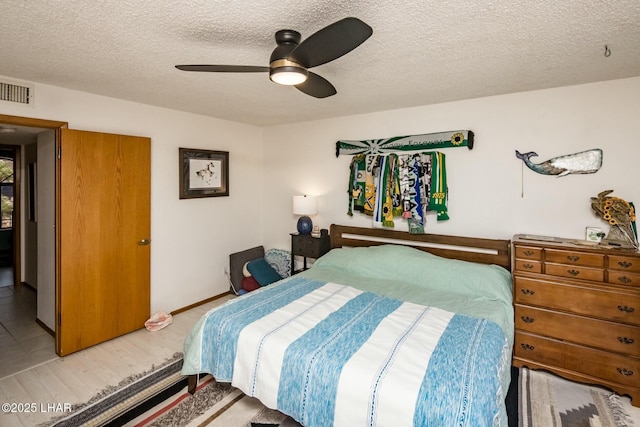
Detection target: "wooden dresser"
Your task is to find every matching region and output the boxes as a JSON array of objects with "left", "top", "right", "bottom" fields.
[{"left": 512, "top": 235, "right": 640, "bottom": 406}]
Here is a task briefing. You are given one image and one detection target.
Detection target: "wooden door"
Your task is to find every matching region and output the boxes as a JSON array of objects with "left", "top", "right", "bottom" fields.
[{"left": 56, "top": 129, "right": 151, "bottom": 356}]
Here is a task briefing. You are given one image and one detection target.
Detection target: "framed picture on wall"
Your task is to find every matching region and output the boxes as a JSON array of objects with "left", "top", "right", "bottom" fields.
[{"left": 179, "top": 148, "right": 229, "bottom": 199}]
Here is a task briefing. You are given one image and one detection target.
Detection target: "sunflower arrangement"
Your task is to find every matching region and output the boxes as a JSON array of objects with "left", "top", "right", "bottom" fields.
[{"left": 591, "top": 190, "right": 638, "bottom": 248}]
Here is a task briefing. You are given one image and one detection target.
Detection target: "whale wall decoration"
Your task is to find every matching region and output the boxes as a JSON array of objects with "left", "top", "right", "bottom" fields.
[{"left": 515, "top": 149, "right": 603, "bottom": 177}]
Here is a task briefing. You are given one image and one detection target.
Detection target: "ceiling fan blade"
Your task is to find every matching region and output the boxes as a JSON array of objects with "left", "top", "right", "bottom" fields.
[
  {"left": 175, "top": 65, "right": 270, "bottom": 72},
  {"left": 295, "top": 72, "right": 336, "bottom": 98},
  {"left": 288, "top": 17, "right": 372, "bottom": 68}
]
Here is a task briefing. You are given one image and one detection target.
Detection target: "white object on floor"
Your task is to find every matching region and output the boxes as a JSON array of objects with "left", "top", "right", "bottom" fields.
[{"left": 145, "top": 312, "right": 173, "bottom": 331}]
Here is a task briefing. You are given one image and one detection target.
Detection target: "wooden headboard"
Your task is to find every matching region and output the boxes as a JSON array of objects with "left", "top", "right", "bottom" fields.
[{"left": 329, "top": 224, "right": 511, "bottom": 270}]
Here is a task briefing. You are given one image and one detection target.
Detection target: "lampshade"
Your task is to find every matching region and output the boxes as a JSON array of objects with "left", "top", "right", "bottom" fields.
[{"left": 293, "top": 195, "right": 317, "bottom": 215}]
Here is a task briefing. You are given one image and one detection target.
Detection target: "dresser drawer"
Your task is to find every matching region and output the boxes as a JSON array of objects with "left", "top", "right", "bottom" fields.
[
  {"left": 515, "top": 304, "right": 640, "bottom": 357},
  {"left": 291, "top": 234, "right": 330, "bottom": 258},
  {"left": 608, "top": 271, "right": 640, "bottom": 287},
  {"left": 514, "top": 276, "right": 640, "bottom": 325},
  {"left": 545, "top": 249, "right": 604, "bottom": 268},
  {"left": 515, "top": 246, "right": 542, "bottom": 260},
  {"left": 609, "top": 255, "right": 640, "bottom": 274},
  {"left": 514, "top": 259, "right": 542, "bottom": 273},
  {"left": 515, "top": 332, "right": 640, "bottom": 387},
  {"left": 294, "top": 241, "right": 319, "bottom": 257},
  {"left": 545, "top": 262, "right": 604, "bottom": 281}
]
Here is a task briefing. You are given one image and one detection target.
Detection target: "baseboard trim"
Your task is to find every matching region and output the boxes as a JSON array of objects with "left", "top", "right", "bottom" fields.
[
  {"left": 20, "top": 281, "right": 37, "bottom": 291},
  {"left": 170, "top": 291, "right": 231, "bottom": 316},
  {"left": 36, "top": 318, "right": 55, "bottom": 337}
]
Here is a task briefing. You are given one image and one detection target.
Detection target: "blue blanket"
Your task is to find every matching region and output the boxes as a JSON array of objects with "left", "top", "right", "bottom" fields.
[{"left": 182, "top": 277, "right": 509, "bottom": 427}]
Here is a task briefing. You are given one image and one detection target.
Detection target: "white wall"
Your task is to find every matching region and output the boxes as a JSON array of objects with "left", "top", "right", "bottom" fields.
[
  {"left": 262, "top": 77, "right": 640, "bottom": 251},
  {"left": 0, "top": 76, "right": 264, "bottom": 314},
  {"left": 36, "top": 130, "right": 55, "bottom": 329}
]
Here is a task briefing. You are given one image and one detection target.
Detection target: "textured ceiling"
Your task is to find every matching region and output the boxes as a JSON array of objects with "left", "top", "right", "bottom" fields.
[{"left": 1, "top": 0, "right": 639, "bottom": 127}]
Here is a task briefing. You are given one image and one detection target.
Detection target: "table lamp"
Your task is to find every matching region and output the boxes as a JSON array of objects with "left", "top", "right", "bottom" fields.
[{"left": 293, "top": 195, "right": 317, "bottom": 235}]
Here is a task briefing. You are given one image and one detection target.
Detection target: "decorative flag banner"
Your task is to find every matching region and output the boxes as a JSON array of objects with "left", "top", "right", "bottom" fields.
[{"left": 336, "top": 130, "right": 473, "bottom": 157}]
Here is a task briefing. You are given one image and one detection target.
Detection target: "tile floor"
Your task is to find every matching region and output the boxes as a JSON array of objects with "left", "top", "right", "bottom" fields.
[
  {"left": 0, "top": 265, "right": 14, "bottom": 288},
  {"left": 0, "top": 270, "right": 57, "bottom": 380}
]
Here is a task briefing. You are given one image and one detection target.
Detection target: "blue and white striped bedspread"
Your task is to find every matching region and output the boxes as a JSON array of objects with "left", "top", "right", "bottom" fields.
[{"left": 182, "top": 277, "right": 508, "bottom": 427}]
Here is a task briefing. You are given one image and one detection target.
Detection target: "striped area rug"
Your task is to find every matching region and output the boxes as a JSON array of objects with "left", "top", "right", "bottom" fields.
[
  {"left": 119, "top": 374, "right": 296, "bottom": 427},
  {"left": 40, "top": 353, "right": 298, "bottom": 427},
  {"left": 519, "top": 367, "right": 635, "bottom": 427},
  {"left": 41, "top": 353, "right": 186, "bottom": 426}
]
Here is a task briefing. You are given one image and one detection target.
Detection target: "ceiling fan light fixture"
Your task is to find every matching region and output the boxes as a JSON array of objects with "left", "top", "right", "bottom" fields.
[
  {"left": 270, "top": 69, "right": 308, "bottom": 85},
  {"left": 269, "top": 59, "right": 308, "bottom": 85},
  {"left": 175, "top": 18, "right": 372, "bottom": 98}
]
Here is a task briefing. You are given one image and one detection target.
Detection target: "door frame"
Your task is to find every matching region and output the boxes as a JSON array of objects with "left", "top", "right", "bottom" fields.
[{"left": 0, "top": 114, "right": 68, "bottom": 338}]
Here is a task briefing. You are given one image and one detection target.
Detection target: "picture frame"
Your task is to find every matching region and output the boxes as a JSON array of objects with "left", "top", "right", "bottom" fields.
[
  {"left": 179, "top": 148, "right": 229, "bottom": 199},
  {"left": 585, "top": 226, "right": 603, "bottom": 243}
]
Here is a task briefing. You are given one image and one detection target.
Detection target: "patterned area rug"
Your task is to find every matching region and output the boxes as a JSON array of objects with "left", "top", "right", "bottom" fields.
[
  {"left": 40, "top": 353, "right": 186, "bottom": 426},
  {"left": 39, "top": 352, "right": 298, "bottom": 427},
  {"left": 119, "top": 374, "right": 299, "bottom": 426},
  {"left": 519, "top": 367, "right": 635, "bottom": 427}
]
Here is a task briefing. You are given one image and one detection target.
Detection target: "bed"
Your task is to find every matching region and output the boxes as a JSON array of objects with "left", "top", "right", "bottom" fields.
[{"left": 182, "top": 224, "right": 513, "bottom": 427}]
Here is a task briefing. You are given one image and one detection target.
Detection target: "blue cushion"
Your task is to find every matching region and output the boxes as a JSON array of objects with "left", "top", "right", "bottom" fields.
[{"left": 246, "top": 258, "right": 283, "bottom": 286}]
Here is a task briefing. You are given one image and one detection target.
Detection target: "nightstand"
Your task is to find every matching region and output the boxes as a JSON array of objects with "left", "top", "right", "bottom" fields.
[{"left": 290, "top": 233, "right": 331, "bottom": 275}]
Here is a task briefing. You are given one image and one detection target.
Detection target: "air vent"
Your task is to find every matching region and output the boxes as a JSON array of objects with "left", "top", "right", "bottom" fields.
[{"left": 0, "top": 80, "right": 33, "bottom": 105}]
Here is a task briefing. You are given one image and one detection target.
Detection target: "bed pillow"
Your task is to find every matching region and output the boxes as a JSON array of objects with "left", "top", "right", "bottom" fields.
[
  {"left": 247, "top": 258, "right": 283, "bottom": 286},
  {"left": 312, "top": 244, "right": 512, "bottom": 302}
]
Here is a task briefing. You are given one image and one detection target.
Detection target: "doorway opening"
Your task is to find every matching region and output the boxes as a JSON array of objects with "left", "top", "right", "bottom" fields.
[
  {"left": 0, "top": 148, "right": 15, "bottom": 287},
  {"left": 0, "top": 114, "right": 66, "bottom": 376}
]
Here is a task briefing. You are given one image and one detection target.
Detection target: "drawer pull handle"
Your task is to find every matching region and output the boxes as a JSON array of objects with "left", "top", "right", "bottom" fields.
[
  {"left": 618, "top": 337, "right": 635, "bottom": 345},
  {"left": 523, "top": 250, "right": 534, "bottom": 256},
  {"left": 523, "top": 263, "right": 535, "bottom": 270},
  {"left": 618, "top": 261, "right": 633, "bottom": 269},
  {"left": 617, "top": 276, "right": 633, "bottom": 284},
  {"left": 617, "top": 368, "right": 634, "bottom": 377},
  {"left": 520, "top": 343, "right": 535, "bottom": 351},
  {"left": 521, "top": 289, "right": 535, "bottom": 296},
  {"left": 618, "top": 305, "right": 635, "bottom": 313},
  {"left": 567, "top": 269, "right": 580, "bottom": 276},
  {"left": 521, "top": 316, "right": 535, "bottom": 323},
  {"left": 567, "top": 255, "right": 580, "bottom": 262}
]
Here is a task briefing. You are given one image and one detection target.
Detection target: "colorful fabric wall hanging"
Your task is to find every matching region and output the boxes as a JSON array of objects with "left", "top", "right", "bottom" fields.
[
  {"left": 336, "top": 130, "right": 473, "bottom": 157},
  {"left": 348, "top": 151, "right": 448, "bottom": 233}
]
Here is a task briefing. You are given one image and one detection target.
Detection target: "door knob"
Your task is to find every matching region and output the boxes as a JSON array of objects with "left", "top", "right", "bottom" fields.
[{"left": 138, "top": 239, "right": 151, "bottom": 245}]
